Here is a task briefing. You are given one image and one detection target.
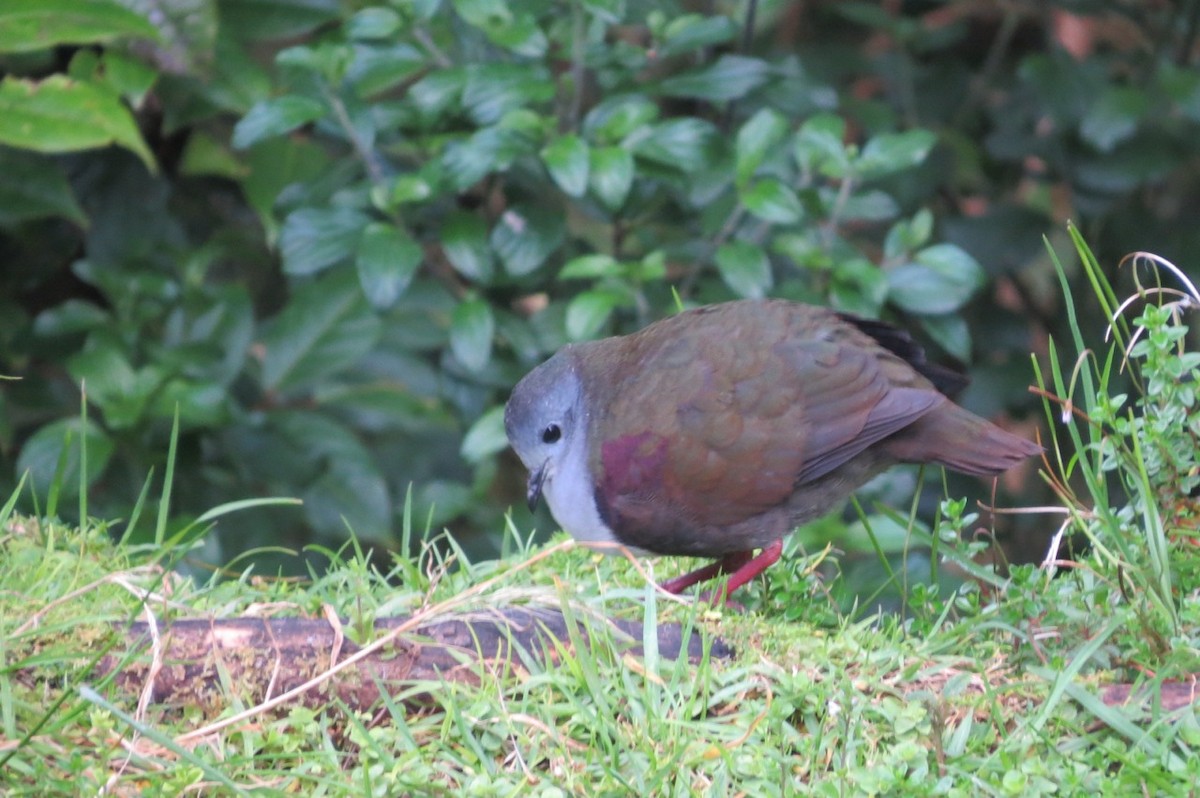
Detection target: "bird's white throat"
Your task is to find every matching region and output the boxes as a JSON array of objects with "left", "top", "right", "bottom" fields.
[{"left": 542, "top": 421, "right": 617, "bottom": 546}]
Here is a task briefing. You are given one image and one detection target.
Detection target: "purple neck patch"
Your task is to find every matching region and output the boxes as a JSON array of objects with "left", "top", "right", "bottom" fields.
[{"left": 600, "top": 431, "right": 669, "bottom": 499}]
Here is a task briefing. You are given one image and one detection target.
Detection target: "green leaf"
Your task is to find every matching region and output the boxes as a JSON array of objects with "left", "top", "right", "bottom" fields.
[
  {"left": 659, "top": 15, "right": 737, "bottom": 57},
  {"left": 16, "top": 418, "right": 114, "bottom": 500},
  {"left": 1162, "top": 63, "right": 1200, "bottom": 123},
  {"left": 65, "top": 336, "right": 131, "bottom": 402},
  {"left": 441, "top": 126, "right": 531, "bottom": 191},
  {"left": 580, "top": 0, "right": 625, "bottom": 24},
  {"left": 377, "top": 173, "right": 433, "bottom": 207},
  {"left": 440, "top": 212, "right": 494, "bottom": 283},
  {"left": 151, "top": 380, "right": 229, "bottom": 427},
  {"left": 658, "top": 55, "right": 772, "bottom": 102},
  {"left": 241, "top": 137, "right": 329, "bottom": 245},
  {"left": 67, "top": 336, "right": 160, "bottom": 428},
  {"left": 916, "top": 243, "right": 986, "bottom": 281},
  {"left": 833, "top": 2, "right": 901, "bottom": 29},
  {"left": 920, "top": 313, "right": 973, "bottom": 362},
  {"left": 453, "top": 0, "right": 512, "bottom": 28},
  {"left": 0, "top": 75, "right": 155, "bottom": 170},
  {"left": 837, "top": 188, "right": 899, "bottom": 222},
  {"left": 830, "top": 256, "right": 888, "bottom": 317},
  {"left": 887, "top": 244, "right": 986, "bottom": 315},
  {"left": 856, "top": 129, "right": 936, "bottom": 180},
  {"left": 541, "top": 134, "right": 590, "bottom": 197},
  {"left": 589, "top": 146, "right": 634, "bottom": 210},
  {"left": 461, "top": 405, "right": 509, "bottom": 463},
  {"left": 1015, "top": 54, "right": 1096, "bottom": 127},
  {"left": 735, "top": 108, "right": 789, "bottom": 186},
  {"left": 716, "top": 241, "right": 773, "bottom": 299},
  {"left": 566, "top": 289, "right": 625, "bottom": 341},
  {"left": 172, "top": 285, "right": 255, "bottom": 386},
  {"left": 491, "top": 206, "right": 565, "bottom": 277},
  {"left": 220, "top": 0, "right": 341, "bottom": 41},
  {"left": 74, "top": 49, "right": 157, "bottom": 105},
  {"left": 179, "top": 132, "right": 248, "bottom": 180},
  {"left": 348, "top": 43, "right": 427, "bottom": 97},
  {"left": 316, "top": 381, "right": 454, "bottom": 434},
  {"left": 494, "top": 313, "right": 541, "bottom": 363},
  {"left": 635, "top": 250, "right": 667, "bottom": 282},
  {"left": 451, "top": 0, "right": 547, "bottom": 56},
  {"left": 407, "top": 69, "right": 466, "bottom": 123},
  {"left": 232, "top": 95, "right": 325, "bottom": 149},
  {"left": 1073, "top": 136, "right": 1177, "bottom": 193},
  {"left": 414, "top": 479, "right": 475, "bottom": 528},
  {"left": 794, "top": 113, "right": 848, "bottom": 177},
  {"left": 0, "top": 0, "right": 158, "bottom": 53},
  {"left": 276, "top": 41, "right": 352, "bottom": 86},
  {"left": 279, "top": 207, "right": 369, "bottom": 276},
  {"left": 346, "top": 7, "right": 402, "bottom": 39},
  {"left": 843, "top": 513, "right": 929, "bottom": 554},
  {"left": 356, "top": 223, "right": 422, "bottom": 309},
  {"left": 560, "top": 254, "right": 620, "bottom": 280},
  {"left": 33, "top": 300, "right": 109, "bottom": 336},
  {"left": 910, "top": 208, "right": 934, "bottom": 246},
  {"left": 584, "top": 94, "right": 658, "bottom": 142},
  {"left": 304, "top": 460, "right": 391, "bottom": 540},
  {"left": 450, "top": 298, "right": 495, "bottom": 372},
  {"left": 0, "top": 147, "right": 86, "bottom": 226},
  {"left": 741, "top": 178, "right": 803, "bottom": 224},
  {"left": 634, "top": 118, "right": 717, "bottom": 171},
  {"left": 462, "top": 63, "right": 554, "bottom": 126},
  {"left": 261, "top": 271, "right": 382, "bottom": 392},
  {"left": 1080, "top": 86, "right": 1148, "bottom": 152},
  {"left": 482, "top": 12, "right": 548, "bottom": 58},
  {"left": 883, "top": 208, "right": 934, "bottom": 259}
]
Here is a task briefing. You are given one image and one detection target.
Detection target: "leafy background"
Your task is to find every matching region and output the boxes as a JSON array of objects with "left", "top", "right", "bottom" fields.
[{"left": 2, "top": 0, "right": 1198, "bottom": 582}]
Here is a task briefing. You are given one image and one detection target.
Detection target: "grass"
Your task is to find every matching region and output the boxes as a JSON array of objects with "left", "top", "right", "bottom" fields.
[{"left": 3, "top": 227, "right": 1200, "bottom": 796}]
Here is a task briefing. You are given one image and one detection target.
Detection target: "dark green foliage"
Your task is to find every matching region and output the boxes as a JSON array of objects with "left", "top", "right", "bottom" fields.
[{"left": 2, "top": 2, "right": 1199, "bottom": 567}]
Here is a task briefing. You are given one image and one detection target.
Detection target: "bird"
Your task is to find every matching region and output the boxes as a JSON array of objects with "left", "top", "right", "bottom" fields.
[{"left": 504, "top": 299, "right": 1039, "bottom": 603}]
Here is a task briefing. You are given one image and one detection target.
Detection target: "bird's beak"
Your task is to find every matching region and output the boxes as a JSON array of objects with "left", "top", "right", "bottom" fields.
[{"left": 526, "top": 462, "right": 547, "bottom": 512}]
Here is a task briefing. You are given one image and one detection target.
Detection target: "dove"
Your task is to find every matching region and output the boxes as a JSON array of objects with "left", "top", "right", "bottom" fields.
[{"left": 504, "top": 299, "right": 1038, "bottom": 602}]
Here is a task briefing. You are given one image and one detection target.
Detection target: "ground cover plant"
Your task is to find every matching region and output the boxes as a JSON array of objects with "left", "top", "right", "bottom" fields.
[{"left": 2, "top": 231, "right": 1200, "bottom": 795}]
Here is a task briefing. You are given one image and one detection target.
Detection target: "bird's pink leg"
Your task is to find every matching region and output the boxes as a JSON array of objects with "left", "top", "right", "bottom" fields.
[
  {"left": 658, "top": 538, "right": 785, "bottom": 603},
  {"left": 707, "top": 538, "right": 784, "bottom": 604},
  {"left": 659, "top": 551, "right": 753, "bottom": 594}
]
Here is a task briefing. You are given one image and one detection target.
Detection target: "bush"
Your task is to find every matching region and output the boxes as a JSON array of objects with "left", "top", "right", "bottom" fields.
[{"left": 2, "top": 2, "right": 1198, "bottom": 567}]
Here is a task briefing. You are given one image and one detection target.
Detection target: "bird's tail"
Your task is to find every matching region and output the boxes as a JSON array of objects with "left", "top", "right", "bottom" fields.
[{"left": 886, "top": 401, "right": 1041, "bottom": 476}]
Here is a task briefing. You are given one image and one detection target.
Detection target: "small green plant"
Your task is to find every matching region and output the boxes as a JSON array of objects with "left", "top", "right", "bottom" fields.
[{"left": 1033, "top": 230, "right": 1199, "bottom": 663}]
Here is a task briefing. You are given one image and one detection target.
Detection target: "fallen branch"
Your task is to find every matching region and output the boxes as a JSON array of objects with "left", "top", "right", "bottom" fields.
[
  {"left": 1101, "top": 679, "right": 1200, "bottom": 712},
  {"left": 93, "top": 606, "right": 732, "bottom": 716}
]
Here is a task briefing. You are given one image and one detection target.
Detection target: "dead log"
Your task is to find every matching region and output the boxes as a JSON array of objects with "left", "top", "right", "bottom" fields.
[
  {"left": 1101, "top": 679, "right": 1200, "bottom": 712},
  {"left": 94, "top": 606, "right": 732, "bottom": 713}
]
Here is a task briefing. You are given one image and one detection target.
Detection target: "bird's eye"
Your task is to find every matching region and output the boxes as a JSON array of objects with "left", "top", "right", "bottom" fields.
[{"left": 541, "top": 424, "right": 562, "bottom": 444}]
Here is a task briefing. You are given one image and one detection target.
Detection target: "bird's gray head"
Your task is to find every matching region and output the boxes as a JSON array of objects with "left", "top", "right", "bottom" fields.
[{"left": 504, "top": 349, "right": 586, "bottom": 511}]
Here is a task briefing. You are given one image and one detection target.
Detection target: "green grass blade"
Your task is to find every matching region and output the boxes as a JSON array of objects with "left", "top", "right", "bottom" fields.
[
  {"left": 1028, "top": 613, "right": 1124, "bottom": 734},
  {"left": 0, "top": 471, "right": 28, "bottom": 529},
  {"left": 78, "top": 383, "right": 87, "bottom": 524},
  {"left": 119, "top": 467, "right": 154, "bottom": 546},
  {"left": 192, "top": 497, "right": 303, "bottom": 526},
  {"left": 154, "top": 405, "right": 181, "bottom": 546}
]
